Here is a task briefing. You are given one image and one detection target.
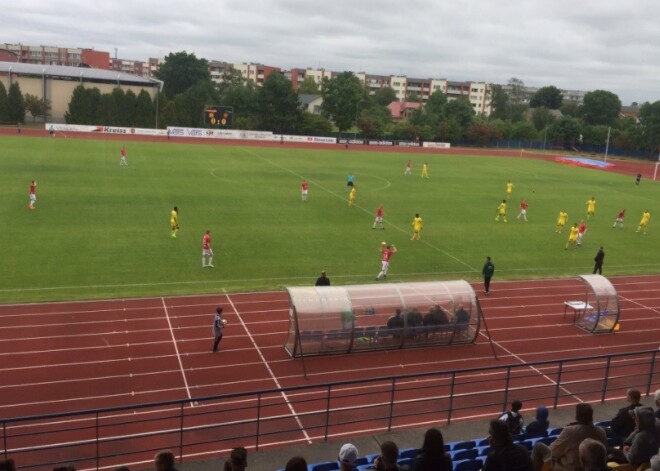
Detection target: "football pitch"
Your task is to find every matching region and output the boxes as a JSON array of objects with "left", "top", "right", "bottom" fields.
[{"left": 1, "top": 135, "right": 658, "bottom": 303}]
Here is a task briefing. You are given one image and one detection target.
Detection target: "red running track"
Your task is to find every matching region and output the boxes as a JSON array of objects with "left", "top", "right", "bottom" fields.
[{"left": 0, "top": 275, "right": 659, "bottom": 468}]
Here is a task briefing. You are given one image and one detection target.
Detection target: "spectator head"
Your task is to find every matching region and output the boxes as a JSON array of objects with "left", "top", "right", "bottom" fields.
[
  {"left": 535, "top": 406, "right": 549, "bottom": 423},
  {"left": 654, "top": 389, "right": 660, "bottom": 408},
  {"left": 216, "top": 307, "right": 223, "bottom": 315},
  {"left": 420, "top": 428, "right": 446, "bottom": 456},
  {"left": 338, "top": 443, "right": 358, "bottom": 470},
  {"left": 488, "top": 419, "right": 512, "bottom": 447},
  {"left": 627, "top": 389, "right": 641, "bottom": 405},
  {"left": 511, "top": 400, "right": 523, "bottom": 413},
  {"left": 154, "top": 450, "right": 176, "bottom": 471},
  {"left": 229, "top": 447, "right": 247, "bottom": 471},
  {"left": 0, "top": 460, "right": 16, "bottom": 471},
  {"left": 379, "top": 441, "right": 399, "bottom": 469},
  {"left": 575, "top": 403, "right": 594, "bottom": 425},
  {"left": 579, "top": 438, "right": 607, "bottom": 470},
  {"left": 285, "top": 456, "right": 307, "bottom": 471},
  {"left": 632, "top": 406, "right": 656, "bottom": 431}
]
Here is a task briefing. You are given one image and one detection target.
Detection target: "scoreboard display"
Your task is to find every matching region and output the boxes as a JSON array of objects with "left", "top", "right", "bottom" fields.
[{"left": 204, "top": 106, "right": 233, "bottom": 129}]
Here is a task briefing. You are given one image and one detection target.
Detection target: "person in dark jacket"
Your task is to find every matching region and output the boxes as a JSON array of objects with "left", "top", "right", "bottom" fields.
[
  {"left": 482, "top": 256, "right": 495, "bottom": 295},
  {"left": 315, "top": 270, "right": 331, "bottom": 286},
  {"left": 623, "top": 406, "right": 660, "bottom": 467},
  {"left": 411, "top": 428, "right": 452, "bottom": 471},
  {"left": 484, "top": 419, "right": 533, "bottom": 471},
  {"left": 593, "top": 247, "right": 605, "bottom": 274},
  {"left": 526, "top": 406, "right": 550, "bottom": 435},
  {"left": 611, "top": 389, "right": 643, "bottom": 439}
]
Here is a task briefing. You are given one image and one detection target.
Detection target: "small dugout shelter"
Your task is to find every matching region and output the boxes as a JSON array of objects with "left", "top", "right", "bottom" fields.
[
  {"left": 563, "top": 275, "right": 620, "bottom": 334},
  {"left": 284, "top": 280, "right": 481, "bottom": 358}
]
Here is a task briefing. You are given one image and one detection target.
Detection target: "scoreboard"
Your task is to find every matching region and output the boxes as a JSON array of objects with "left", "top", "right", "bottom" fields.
[{"left": 204, "top": 106, "right": 233, "bottom": 129}]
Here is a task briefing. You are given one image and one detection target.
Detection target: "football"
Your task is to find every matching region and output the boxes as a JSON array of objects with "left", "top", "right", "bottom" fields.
[
  {"left": 222, "top": 319, "right": 228, "bottom": 326},
  {"left": 381, "top": 241, "right": 387, "bottom": 245}
]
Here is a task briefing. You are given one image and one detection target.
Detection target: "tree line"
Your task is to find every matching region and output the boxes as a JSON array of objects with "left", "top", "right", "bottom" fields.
[{"left": 4, "top": 50, "right": 660, "bottom": 157}]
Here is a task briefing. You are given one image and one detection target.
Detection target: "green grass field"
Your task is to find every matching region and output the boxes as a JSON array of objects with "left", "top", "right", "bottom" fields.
[{"left": 1, "top": 135, "right": 658, "bottom": 304}]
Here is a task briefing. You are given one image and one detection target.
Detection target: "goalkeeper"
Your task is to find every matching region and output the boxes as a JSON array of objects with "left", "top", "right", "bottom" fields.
[{"left": 170, "top": 206, "right": 179, "bottom": 239}]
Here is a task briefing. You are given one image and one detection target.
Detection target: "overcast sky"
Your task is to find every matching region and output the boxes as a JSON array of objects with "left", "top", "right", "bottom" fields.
[{"left": 3, "top": 0, "right": 657, "bottom": 105}]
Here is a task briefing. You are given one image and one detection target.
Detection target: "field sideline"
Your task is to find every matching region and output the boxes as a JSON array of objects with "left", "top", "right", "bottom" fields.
[{"left": 0, "top": 132, "right": 658, "bottom": 304}]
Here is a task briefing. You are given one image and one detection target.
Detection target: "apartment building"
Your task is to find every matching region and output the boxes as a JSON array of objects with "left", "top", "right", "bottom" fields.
[
  {"left": 288, "top": 67, "right": 334, "bottom": 90},
  {"left": 2, "top": 43, "right": 109, "bottom": 69}
]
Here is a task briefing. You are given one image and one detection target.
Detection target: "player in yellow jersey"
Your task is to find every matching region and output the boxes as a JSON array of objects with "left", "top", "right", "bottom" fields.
[
  {"left": 506, "top": 180, "right": 513, "bottom": 198},
  {"left": 636, "top": 210, "right": 651, "bottom": 234},
  {"left": 421, "top": 162, "right": 429, "bottom": 178},
  {"left": 410, "top": 213, "right": 423, "bottom": 240},
  {"left": 555, "top": 210, "right": 568, "bottom": 233},
  {"left": 495, "top": 200, "right": 507, "bottom": 222},
  {"left": 348, "top": 186, "right": 357, "bottom": 207},
  {"left": 170, "top": 206, "right": 179, "bottom": 239},
  {"left": 586, "top": 197, "right": 596, "bottom": 219},
  {"left": 565, "top": 223, "right": 579, "bottom": 249}
]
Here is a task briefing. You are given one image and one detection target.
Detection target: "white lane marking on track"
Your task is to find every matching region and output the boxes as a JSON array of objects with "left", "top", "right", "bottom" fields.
[
  {"left": 161, "top": 297, "right": 194, "bottom": 404},
  {"left": 225, "top": 292, "right": 312, "bottom": 444}
]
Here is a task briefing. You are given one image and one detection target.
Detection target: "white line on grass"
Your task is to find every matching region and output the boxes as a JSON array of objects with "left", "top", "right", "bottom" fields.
[
  {"left": 1, "top": 265, "right": 659, "bottom": 296},
  {"left": 161, "top": 297, "right": 194, "bottom": 404},
  {"left": 225, "top": 292, "right": 312, "bottom": 444},
  {"left": 239, "top": 147, "right": 479, "bottom": 272}
]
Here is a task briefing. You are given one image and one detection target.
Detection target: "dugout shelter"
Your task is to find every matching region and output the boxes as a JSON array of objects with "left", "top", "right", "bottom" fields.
[
  {"left": 571, "top": 275, "right": 620, "bottom": 334},
  {"left": 284, "top": 280, "right": 481, "bottom": 358}
]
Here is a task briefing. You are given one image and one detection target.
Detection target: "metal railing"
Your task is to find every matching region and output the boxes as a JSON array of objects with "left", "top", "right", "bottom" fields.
[{"left": 1, "top": 349, "right": 658, "bottom": 471}]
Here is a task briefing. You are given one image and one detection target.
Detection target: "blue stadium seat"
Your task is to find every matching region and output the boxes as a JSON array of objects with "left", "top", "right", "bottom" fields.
[
  {"left": 449, "top": 440, "right": 476, "bottom": 450},
  {"left": 451, "top": 449, "right": 478, "bottom": 461},
  {"left": 353, "top": 457, "right": 369, "bottom": 467},
  {"left": 548, "top": 427, "right": 564, "bottom": 436},
  {"left": 454, "top": 459, "right": 483, "bottom": 471},
  {"left": 595, "top": 420, "right": 612, "bottom": 428},
  {"left": 399, "top": 448, "right": 421, "bottom": 459},
  {"left": 608, "top": 436, "right": 622, "bottom": 448},
  {"left": 517, "top": 441, "right": 533, "bottom": 451},
  {"left": 537, "top": 436, "right": 556, "bottom": 446},
  {"left": 397, "top": 458, "right": 414, "bottom": 468},
  {"left": 309, "top": 461, "right": 339, "bottom": 471},
  {"left": 476, "top": 438, "right": 490, "bottom": 447},
  {"left": 476, "top": 445, "right": 490, "bottom": 456}
]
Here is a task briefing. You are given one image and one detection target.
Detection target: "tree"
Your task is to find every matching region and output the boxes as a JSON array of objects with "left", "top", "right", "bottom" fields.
[
  {"left": 581, "top": 90, "right": 621, "bottom": 126},
  {"left": 156, "top": 51, "right": 210, "bottom": 99},
  {"left": 357, "top": 102, "right": 391, "bottom": 138},
  {"left": 23, "top": 94, "right": 51, "bottom": 121},
  {"left": 299, "top": 112, "right": 333, "bottom": 135},
  {"left": 321, "top": 72, "right": 367, "bottom": 133},
  {"left": 134, "top": 90, "right": 154, "bottom": 128},
  {"left": 530, "top": 86, "right": 563, "bottom": 109},
  {"left": 465, "top": 121, "right": 502, "bottom": 146},
  {"left": 560, "top": 102, "right": 581, "bottom": 117},
  {"left": 425, "top": 91, "right": 447, "bottom": 121},
  {"left": 548, "top": 116, "right": 581, "bottom": 148},
  {"left": 488, "top": 84, "right": 510, "bottom": 120},
  {"left": 0, "top": 82, "right": 8, "bottom": 123},
  {"left": 436, "top": 117, "right": 464, "bottom": 143},
  {"left": 7, "top": 82, "right": 25, "bottom": 123},
  {"left": 444, "top": 98, "right": 475, "bottom": 129},
  {"left": 639, "top": 101, "right": 660, "bottom": 155},
  {"left": 297, "top": 76, "right": 320, "bottom": 95},
  {"left": 65, "top": 85, "right": 90, "bottom": 124},
  {"left": 406, "top": 91, "right": 421, "bottom": 103},
  {"left": 531, "top": 107, "right": 556, "bottom": 131},
  {"left": 175, "top": 79, "right": 217, "bottom": 127},
  {"left": 97, "top": 93, "right": 118, "bottom": 125},
  {"left": 254, "top": 72, "right": 301, "bottom": 133},
  {"left": 510, "top": 121, "right": 537, "bottom": 140},
  {"left": 372, "top": 87, "right": 398, "bottom": 107}
]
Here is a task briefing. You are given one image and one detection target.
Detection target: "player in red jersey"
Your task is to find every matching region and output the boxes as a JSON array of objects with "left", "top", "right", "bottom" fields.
[
  {"left": 577, "top": 220, "right": 587, "bottom": 247},
  {"left": 202, "top": 230, "right": 214, "bottom": 268},
  {"left": 373, "top": 204, "right": 385, "bottom": 229},
  {"left": 376, "top": 242, "right": 397, "bottom": 280},
  {"left": 404, "top": 159, "right": 412, "bottom": 175},
  {"left": 517, "top": 199, "right": 528, "bottom": 221},
  {"left": 28, "top": 180, "right": 37, "bottom": 209},
  {"left": 301, "top": 179, "right": 308, "bottom": 201},
  {"left": 612, "top": 209, "right": 625, "bottom": 229},
  {"left": 120, "top": 146, "right": 128, "bottom": 166}
]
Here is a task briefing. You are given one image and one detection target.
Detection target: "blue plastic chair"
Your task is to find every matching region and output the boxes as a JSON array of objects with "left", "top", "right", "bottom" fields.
[
  {"left": 476, "top": 438, "right": 490, "bottom": 447},
  {"left": 309, "top": 462, "right": 339, "bottom": 471},
  {"left": 454, "top": 459, "right": 483, "bottom": 471},
  {"left": 450, "top": 440, "right": 476, "bottom": 451},
  {"left": 452, "top": 449, "right": 478, "bottom": 461},
  {"left": 548, "top": 427, "right": 564, "bottom": 436},
  {"left": 399, "top": 448, "right": 421, "bottom": 459}
]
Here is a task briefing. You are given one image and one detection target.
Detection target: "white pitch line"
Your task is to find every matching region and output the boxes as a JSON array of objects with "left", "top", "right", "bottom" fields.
[
  {"left": 225, "top": 292, "right": 312, "bottom": 444},
  {"left": 161, "top": 297, "right": 193, "bottom": 404},
  {"left": 239, "top": 147, "right": 479, "bottom": 272}
]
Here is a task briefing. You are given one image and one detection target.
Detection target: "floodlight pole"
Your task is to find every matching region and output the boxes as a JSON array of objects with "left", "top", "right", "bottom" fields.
[{"left": 604, "top": 126, "right": 611, "bottom": 163}]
